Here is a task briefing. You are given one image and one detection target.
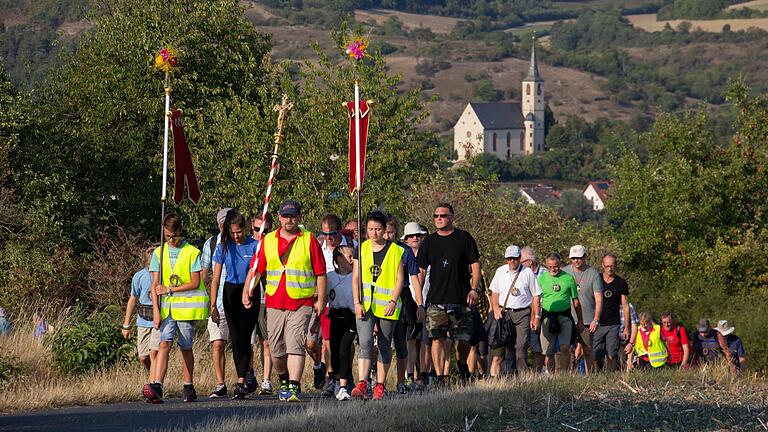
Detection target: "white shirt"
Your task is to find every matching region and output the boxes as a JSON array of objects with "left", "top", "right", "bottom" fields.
[
  {"left": 321, "top": 236, "right": 350, "bottom": 273},
  {"left": 489, "top": 264, "right": 541, "bottom": 309},
  {"left": 326, "top": 270, "right": 355, "bottom": 311}
]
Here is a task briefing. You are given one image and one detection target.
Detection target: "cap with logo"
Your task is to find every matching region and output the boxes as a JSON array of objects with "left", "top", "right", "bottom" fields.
[
  {"left": 278, "top": 200, "right": 302, "bottom": 217},
  {"left": 697, "top": 318, "right": 711, "bottom": 333},
  {"left": 504, "top": 245, "right": 521, "bottom": 259}
]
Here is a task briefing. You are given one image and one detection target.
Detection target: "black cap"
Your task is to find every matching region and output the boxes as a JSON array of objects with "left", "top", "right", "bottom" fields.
[{"left": 278, "top": 200, "right": 301, "bottom": 217}]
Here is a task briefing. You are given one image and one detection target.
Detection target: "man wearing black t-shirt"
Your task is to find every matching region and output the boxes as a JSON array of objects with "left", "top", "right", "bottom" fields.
[
  {"left": 417, "top": 203, "right": 481, "bottom": 386},
  {"left": 594, "top": 253, "right": 629, "bottom": 371}
]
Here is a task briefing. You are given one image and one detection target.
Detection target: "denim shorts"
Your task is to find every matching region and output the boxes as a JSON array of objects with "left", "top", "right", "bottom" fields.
[{"left": 159, "top": 316, "right": 196, "bottom": 350}]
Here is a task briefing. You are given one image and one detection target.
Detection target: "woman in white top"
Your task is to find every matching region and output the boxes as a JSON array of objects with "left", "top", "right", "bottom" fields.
[{"left": 326, "top": 245, "right": 356, "bottom": 400}]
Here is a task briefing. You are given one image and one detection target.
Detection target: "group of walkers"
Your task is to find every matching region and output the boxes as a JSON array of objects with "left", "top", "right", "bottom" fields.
[{"left": 121, "top": 201, "right": 748, "bottom": 404}]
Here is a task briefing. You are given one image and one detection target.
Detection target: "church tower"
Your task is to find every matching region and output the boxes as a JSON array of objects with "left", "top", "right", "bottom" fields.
[{"left": 521, "top": 37, "right": 545, "bottom": 155}]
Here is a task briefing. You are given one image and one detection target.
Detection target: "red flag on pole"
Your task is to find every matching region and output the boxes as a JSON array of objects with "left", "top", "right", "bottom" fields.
[
  {"left": 170, "top": 108, "right": 201, "bottom": 205},
  {"left": 346, "top": 100, "right": 370, "bottom": 192}
]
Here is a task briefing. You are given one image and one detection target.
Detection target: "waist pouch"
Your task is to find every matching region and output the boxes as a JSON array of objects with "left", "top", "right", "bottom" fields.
[
  {"left": 138, "top": 304, "right": 154, "bottom": 321},
  {"left": 543, "top": 309, "right": 572, "bottom": 335}
]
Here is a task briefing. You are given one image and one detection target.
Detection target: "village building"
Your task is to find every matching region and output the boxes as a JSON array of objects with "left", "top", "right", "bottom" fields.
[{"left": 584, "top": 180, "right": 613, "bottom": 211}]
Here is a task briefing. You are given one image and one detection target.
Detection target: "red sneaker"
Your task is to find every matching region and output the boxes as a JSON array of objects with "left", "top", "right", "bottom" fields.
[
  {"left": 350, "top": 380, "right": 368, "bottom": 399},
  {"left": 372, "top": 383, "right": 385, "bottom": 400}
]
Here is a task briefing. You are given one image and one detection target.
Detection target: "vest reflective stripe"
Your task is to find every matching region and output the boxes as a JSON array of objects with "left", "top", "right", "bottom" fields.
[
  {"left": 360, "top": 240, "right": 404, "bottom": 320},
  {"left": 155, "top": 242, "right": 209, "bottom": 321},
  {"left": 264, "top": 228, "right": 316, "bottom": 299},
  {"left": 634, "top": 324, "right": 667, "bottom": 368}
]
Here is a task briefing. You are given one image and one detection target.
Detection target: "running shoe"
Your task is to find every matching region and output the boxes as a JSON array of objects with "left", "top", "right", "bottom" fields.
[
  {"left": 232, "top": 382, "right": 248, "bottom": 400},
  {"left": 142, "top": 382, "right": 163, "bottom": 404},
  {"left": 183, "top": 384, "right": 197, "bottom": 403},
  {"left": 405, "top": 375, "right": 415, "bottom": 389},
  {"left": 313, "top": 362, "right": 327, "bottom": 390},
  {"left": 209, "top": 384, "right": 227, "bottom": 399},
  {"left": 259, "top": 379, "right": 273, "bottom": 395},
  {"left": 396, "top": 382, "right": 407, "bottom": 394},
  {"left": 244, "top": 371, "right": 257, "bottom": 394},
  {"left": 278, "top": 379, "right": 291, "bottom": 401},
  {"left": 287, "top": 382, "right": 301, "bottom": 402},
  {"left": 336, "top": 387, "right": 351, "bottom": 401},
  {"left": 372, "top": 383, "right": 385, "bottom": 400},
  {"left": 322, "top": 378, "right": 337, "bottom": 397},
  {"left": 350, "top": 380, "right": 368, "bottom": 399}
]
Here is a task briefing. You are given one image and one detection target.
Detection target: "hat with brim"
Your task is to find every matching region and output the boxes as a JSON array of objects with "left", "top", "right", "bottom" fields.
[
  {"left": 401, "top": 222, "right": 427, "bottom": 240},
  {"left": 504, "top": 245, "right": 521, "bottom": 259},
  {"left": 715, "top": 320, "right": 735, "bottom": 336}
]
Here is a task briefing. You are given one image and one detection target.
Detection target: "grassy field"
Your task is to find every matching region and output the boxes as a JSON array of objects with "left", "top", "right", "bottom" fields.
[
  {"left": 727, "top": 0, "right": 768, "bottom": 12},
  {"left": 628, "top": 13, "right": 768, "bottom": 32},
  {"left": 173, "top": 368, "right": 768, "bottom": 432},
  {"left": 354, "top": 8, "right": 461, "bottom": 34}
]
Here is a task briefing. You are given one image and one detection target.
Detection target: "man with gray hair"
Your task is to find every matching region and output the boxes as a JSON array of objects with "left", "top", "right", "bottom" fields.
[
  {"left": 521, "top": 246, "right": 545, "bottom": 372},
  {"left": 562, "top": 245, "right": 603, "bottom": 372}
]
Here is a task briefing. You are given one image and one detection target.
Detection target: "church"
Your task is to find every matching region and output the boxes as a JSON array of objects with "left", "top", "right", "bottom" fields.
[{"left": 453, "top": 41, "right": 545, "bottom": 161}]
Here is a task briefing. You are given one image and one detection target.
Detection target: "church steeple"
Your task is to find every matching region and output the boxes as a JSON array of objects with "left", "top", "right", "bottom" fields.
[{"left": 525, "top": 35, "right": 542, "bottom": 82}]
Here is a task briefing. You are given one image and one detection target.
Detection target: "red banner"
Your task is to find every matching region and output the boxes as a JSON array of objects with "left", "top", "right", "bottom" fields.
[
  {"left": 347, "top": 100, "right": 370, "bottom": 192},
  {"left": 170, "top": 108, "right": 201, "bottom": 206}
]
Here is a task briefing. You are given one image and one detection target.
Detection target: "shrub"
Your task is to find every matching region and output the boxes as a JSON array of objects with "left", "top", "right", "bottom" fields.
[
  {"left": 49, "top": 305, "right": 133, "bottom": 376},
  {"left": 0, "top": 354, "right": 21, "bottom": 391}
]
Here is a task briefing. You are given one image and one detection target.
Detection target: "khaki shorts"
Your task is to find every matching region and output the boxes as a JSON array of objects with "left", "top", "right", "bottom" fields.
[
  {"left": 137, "top": 326, "right": 160, "bottom": 358},
  {"left": 267, "top": 306, "right": 313, "bottom": 357},
  {"left": 207, "top": 311, "right": 229, "bottom": 342}
]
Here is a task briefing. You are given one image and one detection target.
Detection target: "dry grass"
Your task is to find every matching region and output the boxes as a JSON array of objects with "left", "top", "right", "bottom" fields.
[
  {"left": 727, "top": 0, "right": 768, "bottom": 12},
  {"left": 628, "top": 13, "right": 768, "bottom": 32},
  {"left": 354, "top": 8, "right": 461, "bottom": 34},
  {"left": 170, "top": 367, "right": 768, "bottom": 432}
]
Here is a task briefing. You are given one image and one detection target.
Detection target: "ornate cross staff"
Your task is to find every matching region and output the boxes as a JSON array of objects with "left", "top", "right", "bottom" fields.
[{"left": 246, "top": 94, "right": 294, "bottom": 300}]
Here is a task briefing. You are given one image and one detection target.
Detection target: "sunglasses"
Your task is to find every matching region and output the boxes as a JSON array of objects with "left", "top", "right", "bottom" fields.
[
  {"left": 433, "top": 213, "right": 452, "bottom": 219},
  {"left": 405, "top": 234, "right": 424, "bottom": 240},
  {"left": 321, "top": 230, "right": 338, "bottom": 236},
  {"left": 506, "top": 257, "right": 520, "bottom": 261}
]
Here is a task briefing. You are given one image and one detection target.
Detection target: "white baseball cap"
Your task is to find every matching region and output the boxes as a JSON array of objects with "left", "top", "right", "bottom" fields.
[
  {"left": 504, "top": 245, "right": 521, "bottom": 259},
  {"left": 569, "top": 245, "right": 587, "bottom": 259}
]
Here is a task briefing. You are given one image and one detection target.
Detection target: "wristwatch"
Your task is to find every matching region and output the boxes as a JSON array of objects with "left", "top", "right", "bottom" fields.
[{"left": 167, "top": 287, "right": 173, "bottom": 296}]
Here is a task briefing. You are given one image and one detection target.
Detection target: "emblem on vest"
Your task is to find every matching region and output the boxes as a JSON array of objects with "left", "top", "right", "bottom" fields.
[
  {"left": 370, "top": 264, "right": 382, "bottom": 278},
  {"left": 169, "top": 274, "right": 181, "bottom": 287},
  {"left": 552, "top": 284, "right": 561, "bottom": 292},
  {"left": 604, "top": 289, "right": 613, "bottom": 298}
]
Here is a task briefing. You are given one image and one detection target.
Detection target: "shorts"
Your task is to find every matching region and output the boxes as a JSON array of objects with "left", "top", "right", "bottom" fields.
[
  {"left": 468, "top": 308, "right": 486, "bottom": 347},
  {"left": 529, "top": 328, "right": 542, "bottom": 353},
  {"left": 593, "top": 324, "right": 620, "bottom": 360},
  {"left": 267, "top": 306, "right": 312, "bottom": 357},
  {"left": 159, "top": 316, "right": 196, "bottom": 350},
  {"left": 136, "top": 326, "right": 160, "bottom": 357},
  {"left": 307, "top": 307, "right": 330, "bottom": 344},
  {"left": 579, "top": 326, "right": 594, "bottom": 347},
  {"left": 407, "top": 323, "right": 422, "bottom": 341},
  {"left": 540, "top": 314, "right": 572, "bottom": 357},
  {"left": 426, "top": 304, "right": 472, "bottom": 342},
  {"left": 207, "top": 310, "right": 229, "bottom": 342},
  {"left": 251, "top": 302, "right": 269, "bottom": 344}
]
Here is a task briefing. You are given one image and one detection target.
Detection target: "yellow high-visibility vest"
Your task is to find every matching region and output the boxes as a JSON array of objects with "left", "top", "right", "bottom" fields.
[
  {"left": 361, "top": 240, "right": 404, "bottom": 320},
  {"left": 155, "top": 242, "right": 209, "bottom": 321},
  {"left": 264, "top": 228, "right": 316, "bottom": 299},
  {"left": 634, "top": 324, "right": 668, "bottom": 367}
]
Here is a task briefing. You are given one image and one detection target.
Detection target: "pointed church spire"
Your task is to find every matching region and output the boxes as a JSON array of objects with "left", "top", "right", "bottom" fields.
[{"left": 525, "top": 34, "right": 542, "bottom": 82}]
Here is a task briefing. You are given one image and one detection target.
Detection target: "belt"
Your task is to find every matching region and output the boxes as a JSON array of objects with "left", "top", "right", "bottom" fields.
[{"left": 504, "top": 306, "right": 531, "bottom": 312}]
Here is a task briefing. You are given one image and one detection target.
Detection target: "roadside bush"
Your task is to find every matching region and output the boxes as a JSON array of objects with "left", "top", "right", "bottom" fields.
[
  {"left": 0, "top": 354, "right": 21, "bottom": 391},
  {"left": 49, "top": 305, "right": 133, "bottom": 376}
]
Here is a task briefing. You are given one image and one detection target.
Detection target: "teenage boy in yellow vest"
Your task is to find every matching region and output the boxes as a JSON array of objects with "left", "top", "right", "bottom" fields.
[
  {"left": 143, "top": 213, "right": 209, "bottom": 404},
  {"left": 242, "top": 200, "right": 327, "bottom": 402}
]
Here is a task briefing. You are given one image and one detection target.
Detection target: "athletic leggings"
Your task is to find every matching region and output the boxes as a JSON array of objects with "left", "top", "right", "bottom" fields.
[
  {"left": 356, "top": 310, "right": 397, "bottom": 363},
  {"left": 223, "top": 282, "right": 258, "bottom": 378},
  {"left": 329, "top": 308, "right": 357, "bottom": 381}
]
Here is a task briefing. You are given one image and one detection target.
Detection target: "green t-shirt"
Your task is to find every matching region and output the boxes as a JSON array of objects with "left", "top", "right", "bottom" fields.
[{"left": 538, "top": 271, "right": 577, "bottom": 313}]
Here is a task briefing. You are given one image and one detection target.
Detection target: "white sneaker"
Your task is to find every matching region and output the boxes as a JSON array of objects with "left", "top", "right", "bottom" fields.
[
  {"left": 259, "top": 379, "right": 273, "bottom": 395},
  {"left": 336, "top": 387, "right": 351, "bottom": 401}
]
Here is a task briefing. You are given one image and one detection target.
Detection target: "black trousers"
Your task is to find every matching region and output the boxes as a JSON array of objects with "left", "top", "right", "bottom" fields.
[
  {"left": 329, "top": 308, "right": 357, "bottom": 381},
  {"left": 223, "top": 282, "right": 259, "bottom": 379}
]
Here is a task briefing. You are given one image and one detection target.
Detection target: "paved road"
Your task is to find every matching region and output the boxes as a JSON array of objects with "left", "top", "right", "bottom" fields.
[{"left": 0, "top": 394, "right": 324, "bottom": 432}]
